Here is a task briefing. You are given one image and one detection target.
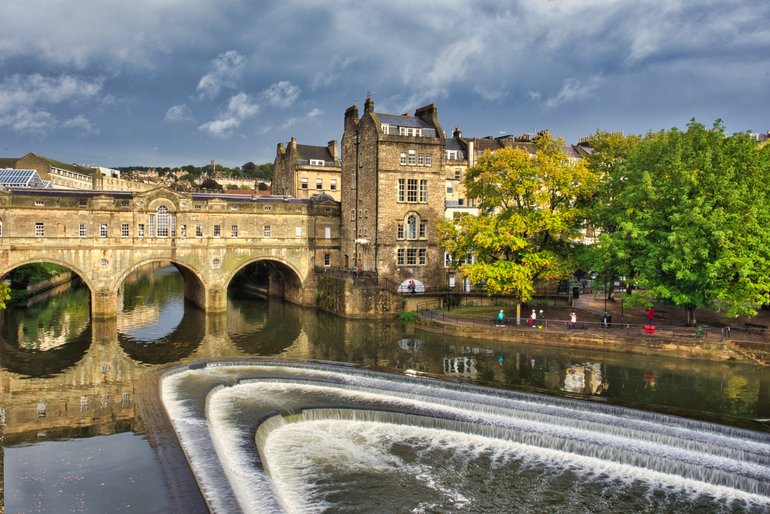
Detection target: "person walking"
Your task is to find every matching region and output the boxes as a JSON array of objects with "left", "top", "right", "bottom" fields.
[
  {"left": 497, "top": 309, "right": 505, "bottom": 327},
  {"left": 538, "top": 309, "right": 544, "bottom": 329},
  {"left": 568, "top": 311, "right": 577, "bottom": 330},
  {"left": 530, "top": 309, "right": 537, "bottom": 327}
]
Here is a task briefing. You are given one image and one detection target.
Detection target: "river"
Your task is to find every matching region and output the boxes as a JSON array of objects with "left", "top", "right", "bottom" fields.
[{"left": 2, "top": 265, "right": 769, "bottom": 513}]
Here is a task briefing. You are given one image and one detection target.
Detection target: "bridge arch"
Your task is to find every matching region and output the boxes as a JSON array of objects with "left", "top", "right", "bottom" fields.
[
  {"left": 114, "top": 258, "right": 208, "bottom": 312},
  {"left": 226, "top": 257, "right": 306, "bottom": 304},
  {"left": 0, "top": 257, "right": 97, "bottom": 296}
]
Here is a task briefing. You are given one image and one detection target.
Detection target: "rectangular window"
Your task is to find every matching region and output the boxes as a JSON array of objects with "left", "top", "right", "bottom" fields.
[
  {"left": 324, "top": 253, "right": 331, "bottom": 267},
  {"left": 194, "top": 204, "right": 202, "bottom": 209},
  {"left": 301, "top": 178, "right": 308, "bottom": 189},
  {"left": 196, "top": 225, "right": 203, "bottom": 238},
  {"left": 213, "top": 224, "right": 221, "bottom": 237},
  {"left": 79, "top": 223, "right": 87, "bottom": 237},
  {"left": 425, "top": 154, "right": 431, "bottom": 167},
  {"left": 419, "top": 179, "right": 428, "bottom": 203},
  {"left": 400, "top": 153, "right": 407, "bottom": 165},
  {"left": 330, "top": 179, "right": 337, "bottom": 190},
  {"left": 35, "top": 222, "right": 45, "bottom": 237},
  {"left": 121, "top": 223, "right": 129, "bottom": 237},
  {"left": 407, "top": 248, "right": 417, "bottom": 265},
  {"left": 458, "top": 198, "right": 464, "bottom": 206},
  {"left": 231, "top": 225, "right": 239, "bottom": 238},
  {"left": 397, "top": 179, "right": 405, "bottom": 202},
  {"left": 100, "top": 224, "right": 108, "bottom": 237},
  {"left": 138, "top": 224, "right": 145, "bottom": 237},
  {"left": 264, "top": 225, "right": 271, "bottom": 238},
  {"left": 419, "top": 221, "right": 427, "bottom": 239},
  {"left": 316, "top": 178, "right": 323, "bottom": 190},
  {"left": 35, "top": 201, "right": 44, "bottom": 207},
  {"left": 295, "top": 226, "right": 302, "bottom": 238},
  {"left": 149, "top": 215, "right": 155, "bottom": 237},
  {"left": 397, "top": 248, "right": 405, "bottom": 266},
  {"left": 418, "top": 248, "right": 427, "bottom": 265},
  {"left": 351, "top": 209, "right": 356, "bottom": 221},
  {"left": 397, "top": 223, "right": 404, "bottom": 240},
  {"left": 407, "top": 179, "right": 418, "bottom": 202},
  {"left": 455, "top": 168, "right": 462, "bottom": 181},
  {"left": 325, "top": 226, "right": 331, "bottom": 239},
  {"left": 417, "top": 153, "right": 424, "bottom": 166},
  {"left": 446, "top": 181, "right": 454, "bottom": 194},
  {"left": 180, "top": 224, "right": 187, "bottom": 238},
  {"left": 408, "top": 150, "right": 416, "bottom": 165}
]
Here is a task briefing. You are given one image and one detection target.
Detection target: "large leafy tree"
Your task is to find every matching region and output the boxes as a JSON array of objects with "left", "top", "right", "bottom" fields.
[
  {"left": 438, "top": 132, "right": 598, "bottom": 302},
  {"left": 597, "top": 120, "right": 770, "bottom": 325}
]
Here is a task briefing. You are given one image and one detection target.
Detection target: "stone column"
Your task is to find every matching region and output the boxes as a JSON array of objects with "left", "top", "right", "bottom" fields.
[{"left": 91, "top": 289, "right": 118, "bottom": 319}]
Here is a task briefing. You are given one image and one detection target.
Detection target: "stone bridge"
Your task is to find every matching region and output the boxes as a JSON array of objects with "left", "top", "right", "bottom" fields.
[{"left": 0, "top": 187, "right": 341, "bottom": 318}]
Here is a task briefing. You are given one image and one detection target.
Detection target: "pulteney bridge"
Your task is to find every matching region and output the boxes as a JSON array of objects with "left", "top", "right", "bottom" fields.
[{"left": 0, "top": 187, "right": 341, "bottom": 318}]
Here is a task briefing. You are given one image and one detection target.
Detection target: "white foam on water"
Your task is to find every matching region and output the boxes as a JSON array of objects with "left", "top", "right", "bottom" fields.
[{"left": 161, "top": 361, "right": 770, "bottom": 513}]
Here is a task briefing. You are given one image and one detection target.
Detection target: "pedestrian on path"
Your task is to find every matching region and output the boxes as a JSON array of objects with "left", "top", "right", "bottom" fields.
[
  {"left": 530, "top": 309, "right": 537, "bottom": 327},
  {"left": 497, "top": 309, "right": 505, "bottom": 327},
  {"left": 538, "top": 309, "right": 544, "bottom": 329}
]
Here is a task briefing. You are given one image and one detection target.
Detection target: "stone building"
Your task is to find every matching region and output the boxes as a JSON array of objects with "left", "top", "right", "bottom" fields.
[
  {"left": 341, "top": 97, "right": 446, "bottom": 291},
  {"left": 272, "top": 138, "right": 341, "bottom": 200}
]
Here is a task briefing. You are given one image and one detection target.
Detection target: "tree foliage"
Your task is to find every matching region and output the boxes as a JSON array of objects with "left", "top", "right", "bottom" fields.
[
  {"left": 591, "top": 120, "right": 770, "bottom": 324},
  {"left": 438, "top": 132, "right": 598, "bottom": 302}
]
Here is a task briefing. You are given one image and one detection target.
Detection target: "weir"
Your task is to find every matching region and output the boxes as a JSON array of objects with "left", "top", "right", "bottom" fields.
[{"left": 160, "top": 361, "right": 770, "bottom": 513}]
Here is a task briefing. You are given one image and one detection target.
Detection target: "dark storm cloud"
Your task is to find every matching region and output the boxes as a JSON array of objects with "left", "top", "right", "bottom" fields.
[{"left": 0, "top": 0, "right": 768, "bottom": 167}]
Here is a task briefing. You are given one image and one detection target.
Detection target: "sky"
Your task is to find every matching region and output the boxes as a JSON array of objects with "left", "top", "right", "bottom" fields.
[{"left": 1, "top": 1, "right": 769, "bottom": 169}]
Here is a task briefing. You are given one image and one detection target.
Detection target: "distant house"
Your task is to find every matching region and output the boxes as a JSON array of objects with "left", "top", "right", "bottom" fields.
[
  {"left": 273, "top": 138, "right": 341, "bottom": 200},
  {"left": 15, "top": 152, "right": 94, "bottom": 190}
]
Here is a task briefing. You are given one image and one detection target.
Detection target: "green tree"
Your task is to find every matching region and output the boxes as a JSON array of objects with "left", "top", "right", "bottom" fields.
[
  {"left": 438, "top": 132, "right": 598, "bottom": 302},
  {"left": 0, "top": 280, "right": 10, "bottom": 309},
  {"left": 598, "top": 120, "right": 770, "bottom": 325}
]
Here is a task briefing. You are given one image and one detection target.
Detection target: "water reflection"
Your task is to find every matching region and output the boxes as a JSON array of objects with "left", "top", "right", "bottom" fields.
[{"left": 3, "top": 264, "right": 770, "bottom": 512}]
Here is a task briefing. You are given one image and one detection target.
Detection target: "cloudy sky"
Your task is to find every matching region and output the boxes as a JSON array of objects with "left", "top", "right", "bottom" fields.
[{"left": 1, "top": 1, "right": 768, "bottom": 168}]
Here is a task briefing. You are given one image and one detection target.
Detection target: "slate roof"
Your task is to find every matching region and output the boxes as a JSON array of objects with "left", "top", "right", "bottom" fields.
[
  {"left": 0, "top": 158, "right": 19, "bottom": 168},
  {"left": 377, "top": 113, "right": 434, "bottom": 129},
  {"left": 27, "top": 153, "right": 95, "bottom": 176},
  {"left": 296, "top": 144, "right": 335, "bottom": 163}
]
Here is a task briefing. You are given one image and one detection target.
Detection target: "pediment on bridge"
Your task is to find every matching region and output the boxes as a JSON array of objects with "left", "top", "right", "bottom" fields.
[{"left": 133, "top": 186, "right": 191, "bottom": 210}]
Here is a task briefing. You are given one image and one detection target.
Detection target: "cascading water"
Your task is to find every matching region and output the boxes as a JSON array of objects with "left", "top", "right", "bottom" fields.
[{"left": 160, "top": 360, "right": 770, "bottom": 513}]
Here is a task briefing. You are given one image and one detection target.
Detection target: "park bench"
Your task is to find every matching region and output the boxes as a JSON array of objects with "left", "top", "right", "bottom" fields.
[{"left": 744, "top": 323, "right": 767, "bottom": 335}]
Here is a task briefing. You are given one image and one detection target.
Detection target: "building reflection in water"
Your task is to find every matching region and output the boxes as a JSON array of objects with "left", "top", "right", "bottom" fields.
[{"left": 562, "top": 362, "right": 609, "bottom": 395}]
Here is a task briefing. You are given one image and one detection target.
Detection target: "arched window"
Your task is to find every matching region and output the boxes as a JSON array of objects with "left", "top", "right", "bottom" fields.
[
  {"left": 407, "top": 214, "right": 417, "bottom": 240},
  {"left": 157, "top": 205, "right": 169, "bottom": 237}
]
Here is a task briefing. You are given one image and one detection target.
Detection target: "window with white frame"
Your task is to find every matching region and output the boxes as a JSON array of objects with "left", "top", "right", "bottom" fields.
[
  {"left": 407, "top": 214, "right": 417, "bottom": 240},
  {"left": 397, "top": 222, "right": 404, "bottom": 240},
  {"left": 398, "top": 179, "right": 405, "bottom": 201},
  {"left": 407, "top": 179, "right": 418, "bottom": 202},
  {"left": 295, "top": 226, "right": 302, "bottom": 238},
  {"left": 196, "top": 225, "right": 203, "bottom": 237},
  {"left": 79, "top": 223, "right": 87, "bottom": 237},
  {"left": 425, "top": 154, "right": 431, "bottom": 166},
  {"left": 180, "top": 224, "right": 187, "bottom": 238},
  {"left": 325, "top": 226, "right": 331, "bottom": 239},
  {"left": 446, "top": 180, "right": 454, "bottom": 194},
  {"left": 455, "top": 168, "right": 462, "bottom": 180},
  {"left": 406, "top": 248, "right": 417, "bottom": 265},
  {"left": 310, "top": 159, "right": 325, "bottom": 166},
  {"left": 156, "top": 205, "right": 169, "bottom": 237},
  {"left": 419, "top": 179, "right": 428, "bottom": 203},
  {"left": 418, "top": 248, "right": 427, "bottom": 265},
  {"left": 330, "top": 179, "right": 337, "bottom": 190},
  {"left": 138, "top": 224, "right": 145, "bottom": 237},
  {"left": 121, "top": 223, "right": 129, "bottom": 237},
  {"left": 408, "top": 150, "right": 416, "bottom": 165},
  {"left": 301, "top": 178, "right": 308, "bottom": 189},
  {"left": 419, "top": 221, "right": 427, "bottom": 239},
  {"left": 400, "top": 153, "right": 407, "bottom": 165},
  {"left": 397, "top": 248, "right": 405, "bottom": 265},
  {"left": 231, "top": 225, "right": 239, "bottom": 238},
  {"left": 417, "top": 153, "right": 424, "bottom": 166},
  {"left": 100, "top": 224, "right": 108, "bottom": 237},
  {"left": 316, "top": 178, "right": 323, "bottom": 190},
  {"left": 35, "top": 201, "right": 44, "bottom": 207},
  {"left": 213, "top": 224, "right": 221, "bottom": 237}
]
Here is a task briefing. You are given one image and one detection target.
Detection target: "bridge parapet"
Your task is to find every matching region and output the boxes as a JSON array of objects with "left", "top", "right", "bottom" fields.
[{"left": 0, "top": 187, "right": 341, "bottom": 317}]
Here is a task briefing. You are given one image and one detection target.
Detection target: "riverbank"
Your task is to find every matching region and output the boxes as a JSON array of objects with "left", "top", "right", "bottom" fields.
[{"left": 414, "top": 294, "right": 770, "bottom": 366}]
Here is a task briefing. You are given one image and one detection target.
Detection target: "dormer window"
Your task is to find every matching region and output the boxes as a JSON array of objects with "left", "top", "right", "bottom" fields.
[
  {"left": 309, "top": 159, "right": 325, "bottom": 166},
  {"left": 399, "top": 127, "right": 421, "bottom": 137},
  {"left": 446, "top": 150, "right": 460, "bottom": 160}
]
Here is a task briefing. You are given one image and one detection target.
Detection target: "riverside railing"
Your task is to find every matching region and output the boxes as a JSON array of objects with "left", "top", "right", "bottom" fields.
[{"left": 414, "top": 305, "right": 739, "bottom": 346}]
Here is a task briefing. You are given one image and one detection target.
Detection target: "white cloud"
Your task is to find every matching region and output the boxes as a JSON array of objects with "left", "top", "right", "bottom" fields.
[
  {"left": 0, "top": 74, "right": 102, "bottom": 134},
  {"left": 165, "top": 104, "right": 193, "bottom": 122},
  {"left": 262, "top": 81, "right": 300, "bottom": 108},
  {"left": 62, "top": 115, "right": 99, "bottom": 135},
  {"left": 199, "top": 92, "right": 259, "bottom": 138},
  {"left": 546, "top": 76, "right": 603, "bottom": 109},
  {"left": 0, "top": 108, "right": 55, "bottom": 134},
  {"left": 196, "top": 50, "right": 245, "bottom": 99}
]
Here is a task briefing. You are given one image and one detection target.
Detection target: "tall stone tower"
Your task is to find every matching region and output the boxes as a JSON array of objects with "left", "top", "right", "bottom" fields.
[{"left": 341, "top": 97, "right": 446, "bottom": 290}]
